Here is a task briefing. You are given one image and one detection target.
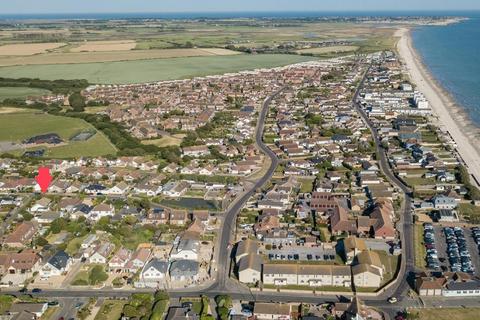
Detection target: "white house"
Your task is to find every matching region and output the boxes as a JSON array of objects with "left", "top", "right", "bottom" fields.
[
  {"left": 40, "top": 251, "right": 72, "bottom": 279},
  {"left": 169, "top": 238, "right": 198, "bottom": 261}
]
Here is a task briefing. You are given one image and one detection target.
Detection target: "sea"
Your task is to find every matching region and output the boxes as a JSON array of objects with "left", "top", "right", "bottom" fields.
[{"left": 412, "top": 13, "right": 480, "bottom": 127}]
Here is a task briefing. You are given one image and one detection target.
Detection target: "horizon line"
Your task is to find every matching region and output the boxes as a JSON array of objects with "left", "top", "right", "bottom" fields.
[{"left": 1, "top": 9, "right": 479, "bottom": 15}]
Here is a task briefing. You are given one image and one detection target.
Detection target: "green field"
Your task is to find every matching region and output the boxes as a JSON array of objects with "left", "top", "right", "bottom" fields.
[
  {"left": 0, "top": 54, "right": 317, "bottom": 84},
  {"left": 0, "top": 111, "right": 116, "bottom": 158},
  {"left": 0, "top": 87, "right": 51, "bottom": 101}
]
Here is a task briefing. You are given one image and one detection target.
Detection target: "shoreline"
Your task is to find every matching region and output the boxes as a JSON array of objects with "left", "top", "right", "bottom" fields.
[{"left": 395, "top": 27, "right": 480, "bottom": 187}]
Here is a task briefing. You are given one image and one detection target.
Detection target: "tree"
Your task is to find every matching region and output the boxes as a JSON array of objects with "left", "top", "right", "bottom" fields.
[
  {"left": 68, "top": 92, "right": 86, "bottom": 112},
  {"left": 34, "top": 236, "right": 48, "bottom": 247}
]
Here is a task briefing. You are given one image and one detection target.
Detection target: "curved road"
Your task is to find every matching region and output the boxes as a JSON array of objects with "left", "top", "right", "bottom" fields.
[{"left": 2, "top": 69, "right": 416, "bottom": 317}]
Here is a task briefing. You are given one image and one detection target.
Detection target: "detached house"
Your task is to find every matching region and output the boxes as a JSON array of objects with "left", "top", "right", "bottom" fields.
[
  {"left": 88, "top": 203, "right": 115, "bottom": 221},
  {"left": 3, "top": 222, "right": 37, "bottom": 248},
  {"left": 89, "top": 243, "right": 115, "bottom": 264},
  {"left": 40, "top": 251, "right": 72, "bottom": 278},
  {"left": 139, "top": 258, "right": 169, "bottom": 287}
]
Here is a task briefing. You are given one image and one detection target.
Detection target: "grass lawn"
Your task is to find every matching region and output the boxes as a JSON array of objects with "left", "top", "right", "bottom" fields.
[
  {"left": 298, "top": 178, "right": 314, "bottom": 193},
  {"left": 403, "top": 177, "right": 436, "bottom": 187},
  {"left": 458, "top": 203, "right": 480, "bottom": 224},
  {"left": 413, "top": 308, "right": 480, "bottom": 320},
  {"left": 142, "top": 134, "right": 185, "bottom": 147},
  {"left": 0, "top": 111, "right": 116, "bottom": 158},
  {"left": 180, "top": 298, "right": 203, "bottom": 314},
  {"left": 0, "top": 87, "right": 50, "bottom": 101},
  {"left": 65, "top": 235, "right": 87, "bottom": 256},
  {"left": 414, "top": 223, "right": 427, "bottom": 270},
  {"left": 71, "top": 265, "right": 108, "bottom": 286},
  {"left": 94, "top": 300, "right": 126, "bottom": 320},
  {"left": 0, "top": 54, "right": 318, "bottom": 84}
]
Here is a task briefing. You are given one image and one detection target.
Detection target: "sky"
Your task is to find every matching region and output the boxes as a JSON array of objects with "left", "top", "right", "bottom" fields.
[{"left": 2, "top": 0, "right": 480, "bottom": 14}]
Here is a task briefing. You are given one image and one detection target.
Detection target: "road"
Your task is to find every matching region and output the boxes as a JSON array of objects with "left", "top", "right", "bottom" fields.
[
  {"left": 352, "top": 64, "right": 415, "bottom": 317},
  {"left": 1, "top": 70, "right": 417, "bottom": 318},
  {"left": 202, "top": 86, "right": 284, "bottom": 295}
]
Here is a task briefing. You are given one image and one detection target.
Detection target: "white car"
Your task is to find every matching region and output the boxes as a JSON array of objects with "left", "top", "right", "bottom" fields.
[{"left": 388, "top": 297, "right": 398, "bottom": 304}]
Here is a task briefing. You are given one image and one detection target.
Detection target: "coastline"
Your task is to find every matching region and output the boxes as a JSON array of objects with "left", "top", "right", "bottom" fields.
[{"left": 395, "top": 27, "right": 480, "bottom": 186}]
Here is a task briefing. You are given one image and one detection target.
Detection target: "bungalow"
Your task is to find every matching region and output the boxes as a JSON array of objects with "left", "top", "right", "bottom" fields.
[
  {"left": 29, "top": 198, "right": 51, "bottom": 213},
  {"left": 88, "top": 203, "right": 115, "bottom": 221},
  {"left": 182, "top": 145, "right": 210, "bottom": 157},
  {"left": 254, "top": 303, "right": 292, "bottom": 320},
  {"left": 126, "top": 247, "right": 151, "bottom": 272},
  {"left": 89, "top": 243, "right": 115, "bottom": 264},
  {"left": 84, "top": 184, "right": 107, "bottom": 195},
  {"left": 169, "top": 209, "right": 189, "bottom": 225},
  {"left": 81, "top": 234, "right": 97, "bottom": 249},
  {"left": 106, "top": 182, "right": 130, "bottom": 195},
  {"left": 3, "top": 222, "right": 37, "bottom": 248},
  {"left": 134, "top": 182, "right": 163, "bottom": 196},
  {"left": 162, "top": 181, "right": 189, "bottom": 198},
  {"left": 108, "top": 248, "right": 132, "bottom": 273}
]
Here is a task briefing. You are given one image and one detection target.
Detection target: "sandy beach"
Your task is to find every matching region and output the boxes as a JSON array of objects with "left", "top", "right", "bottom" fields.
[{"left": 396, "top": 28, "right": 480, "bottom": 187}]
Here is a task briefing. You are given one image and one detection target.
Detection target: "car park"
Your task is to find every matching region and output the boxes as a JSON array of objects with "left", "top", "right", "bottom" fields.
[{"left": 443, "top": 226, "right": 475, "bottom": 273}]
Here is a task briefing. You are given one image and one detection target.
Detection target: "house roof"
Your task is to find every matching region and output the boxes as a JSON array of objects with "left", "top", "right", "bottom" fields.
[
  {"left": 143, "top": 258, "right": 168, "bottom": 273},
  {"left": 254, "top": 303, "right": 291, "bottom": 316},
  {"left": 356, "top": 251, "right": 382, "bottom": 270},
  {"left": 47, "top": 251, "right": 70, "bottom": 270},
  {"left": 235, "top": 239, "right": 259, "bottom": 259},
  {"left": 169, "top": 259, "right": 199, "bottom": 276},
  {"left": 238, "top": 254, "right": 262, "bottom": 272},
  {"left": 352, "top": 263, "right": 381, "bottom": 277}
]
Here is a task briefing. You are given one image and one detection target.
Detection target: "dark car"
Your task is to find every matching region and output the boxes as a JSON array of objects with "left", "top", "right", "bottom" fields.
[{"left": 32, "top": 288, "right": 42, "bottom": 293}]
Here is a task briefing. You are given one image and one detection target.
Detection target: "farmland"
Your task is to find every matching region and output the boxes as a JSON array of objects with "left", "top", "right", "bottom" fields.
[
  {"left": 0, "top": 54, "right": 317, "bottom": 84},
  {"left": 70, "top": 40, "right": 137, "bottom": 52},
  {"left": 296, "top": 45, "right": 359, "bottom": 55},
  {"left": 0, "top": 47, "right": 241, "bottom": 67},
  {"left": 0, "top": 42, "right": 66, "bottom": 56},
  {"left": 0, "top": 87, "right": 50, "bottom": 101},
  {"left": 0, "top": 110, "right": 116, "bottom": 158}
]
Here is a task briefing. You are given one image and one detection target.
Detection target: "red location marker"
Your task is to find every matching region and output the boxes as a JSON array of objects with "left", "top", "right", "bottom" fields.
[{"left": 35, "top": 167, "right": 52, "bottom": 193}]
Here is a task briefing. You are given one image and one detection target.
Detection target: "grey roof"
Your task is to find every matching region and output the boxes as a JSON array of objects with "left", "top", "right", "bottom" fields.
[
  {"left": 47, "top": 250, "right": 70, "bottom": 270},
  {"left": 169, "top": 259, "right": 199, "bottom": 277},
  {"left": 172, "top": 238, "right": 198, "bottom": 254},
  {"left": 238, "top": 253, "right": 262, "bottom": 272},
  {"left": 445, "top": 280, "right": 480, "bottom": 291},
  {"left": 143, "top": 258, "right": 168, "bottom": 273},
  {"left": 10, "top": 303, "right": 47, "bottom": 314}
]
